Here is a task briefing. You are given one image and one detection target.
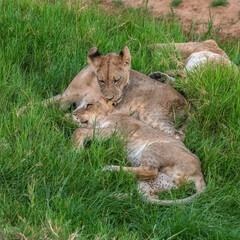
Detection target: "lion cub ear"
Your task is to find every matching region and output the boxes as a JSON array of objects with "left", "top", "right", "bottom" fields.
[
  {"left": 88, "top": 47, "right": 102, "bottom": 71},
  {"left": 119, "top": 46, "right": 131, "bottom": 68}
]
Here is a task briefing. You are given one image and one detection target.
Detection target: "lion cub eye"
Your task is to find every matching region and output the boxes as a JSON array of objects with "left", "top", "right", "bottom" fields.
[
  {"left": 85, "top": 104, "right": 93, "bottom": 109},
  {"left": 98, "top": 78, "right": 105, "bottom": 84},
  {"left": 114, "top": 77, "right": 121, "bottom": 84}
]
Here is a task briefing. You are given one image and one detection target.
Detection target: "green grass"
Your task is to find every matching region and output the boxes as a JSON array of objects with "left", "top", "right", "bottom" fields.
[
  {"left": 211, "top": 0, "right": 228, "bottom": 7},
  {"left": 171, "top": 0, "right": 182, "bottom": 7},
  {"left": 113, "top": 0, "right": 123, "bottom": 7},
  {"left": 1, "top": 0, "right": 240, "bottom": 239}
]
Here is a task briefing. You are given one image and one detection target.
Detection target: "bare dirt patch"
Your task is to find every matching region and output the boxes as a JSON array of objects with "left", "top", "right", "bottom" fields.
[{"left": 109, "top": 0, "right": 240, "bottom": 39}]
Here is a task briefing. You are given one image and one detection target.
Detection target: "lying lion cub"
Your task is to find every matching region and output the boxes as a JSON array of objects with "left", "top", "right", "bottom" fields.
[
  {"left": 72, "top": 97, "right": 206, "bottom": 205},
  {"left": 150, "top": 40, "right": 233, "bottom": 82}
]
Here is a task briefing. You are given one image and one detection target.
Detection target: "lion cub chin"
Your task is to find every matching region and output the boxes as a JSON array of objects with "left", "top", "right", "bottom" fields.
[{"left": 72, "top": 97, "right": 206, "bottom": 205}]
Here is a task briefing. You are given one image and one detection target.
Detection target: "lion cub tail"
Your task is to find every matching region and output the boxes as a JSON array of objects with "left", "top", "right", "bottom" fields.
[
  {"left": 142, "top": 175, "right": 206, "bottom": 205},
  {"left": 141, "top": 193, "right": 199, "bottom": 205}
]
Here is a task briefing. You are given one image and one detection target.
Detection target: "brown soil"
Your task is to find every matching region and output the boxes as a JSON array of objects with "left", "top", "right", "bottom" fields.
[{"left": 109, "top": 0, "right": 240, "bottom": 39}]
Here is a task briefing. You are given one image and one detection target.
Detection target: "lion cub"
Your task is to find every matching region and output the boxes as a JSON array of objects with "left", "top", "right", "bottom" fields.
[
  {"left": 72, "top": 97, "right": 206, "bottom": 205},
  {"left": 150, "top": 40, "right": 234, "bottom": 82}
]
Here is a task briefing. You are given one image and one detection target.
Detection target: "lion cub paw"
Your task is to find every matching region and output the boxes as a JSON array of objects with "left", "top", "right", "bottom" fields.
[
  {"left": 149, "top": 72, "right": 176, "bottom": 83},
  {"left": 149, "top": 194, "right": 159, "bottom": 199},
  {"left": 149, "top": 72, "right": 165, "bottom": 82},
  {"left": 65, "top": 113, "right": 71, "bottom": 119},
  {"left": 174, "top": 130, "right": 185, "bottom": 141}
]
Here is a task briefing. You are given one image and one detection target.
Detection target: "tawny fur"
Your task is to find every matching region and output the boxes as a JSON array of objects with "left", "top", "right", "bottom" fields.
[
  {"left": 72, "top": 98, "right": 206, "bottom": 205},
  {"left": 171, "top": 40, "right": 229, "bottom": 61},
  {"left": 150, "top": 40, "right": 234, "bottom": 82},
  {"left": 155, "top": 40, "right": 231, "bottom": 69},
  {"left": 42, "top": 47, "right": 188, "bottom": 140}
]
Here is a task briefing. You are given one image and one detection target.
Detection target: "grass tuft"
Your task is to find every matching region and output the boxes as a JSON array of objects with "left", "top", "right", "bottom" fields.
[
  {"left": 113, "top": 0, "right": 123, "bottom": 7},
  {"left": 171, "top": 0, "right": 182, "bottom": 7},
  {"left": 211, "top": 0, "right": 228, "bottom": 7}
]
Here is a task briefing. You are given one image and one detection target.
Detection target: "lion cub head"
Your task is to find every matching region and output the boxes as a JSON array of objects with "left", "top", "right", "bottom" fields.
[
  {"left": 73, "top": 97, "right": 113, "bottom": 127},
  {"left": 88, "top": 46, "right": 131, "bottom": 104}
]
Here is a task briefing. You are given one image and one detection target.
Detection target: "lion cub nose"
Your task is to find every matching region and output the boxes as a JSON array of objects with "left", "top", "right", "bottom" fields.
[{"left": 106, "top": 95, "right": 114, "bottom": 101}]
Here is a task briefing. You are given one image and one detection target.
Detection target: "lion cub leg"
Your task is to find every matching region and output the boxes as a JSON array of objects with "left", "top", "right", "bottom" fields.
[
  {"left": 149, "top": 70, "right": 186, "bottom": 83},
  {"left": 72, "top": 127, "right": 115, "bottom": 148},
  {"left": 72, "top": 128, "right": 95, "bottom": 148},
  {"left": 138, "top": 172, "right": 178, "bottom": 199},
  {"left": 102, "top": 165, "right": 158, "bottom": 180},
  {"left": 43, "top": 91, "right": 85, "bottom": 111}
]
